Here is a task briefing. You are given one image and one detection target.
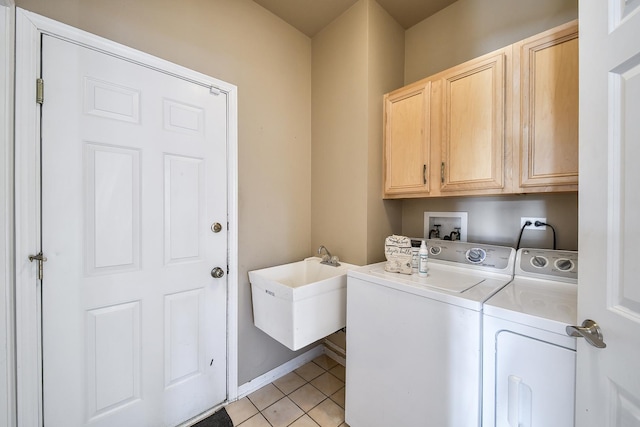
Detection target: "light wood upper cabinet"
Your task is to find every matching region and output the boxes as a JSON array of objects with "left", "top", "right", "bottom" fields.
[
  {"left": 515, "top": 20, "right": 579, "bottom": 192},
  {"left": 435, "top": 47, "right": 512, "bottom": 195},
  {"left": 381, "top": 20, "right": 578, "bottom": 198},
  {"left": 383, "top": 81, "right": 431, "bottom": 198}
]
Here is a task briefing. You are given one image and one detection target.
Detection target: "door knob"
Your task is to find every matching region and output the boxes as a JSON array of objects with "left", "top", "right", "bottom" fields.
[
  {"left": 211, "top": 267, "right": 225, "bottom": 279},
  {"left": 566, "top": 319, "right": 606, "bottom": 348}
]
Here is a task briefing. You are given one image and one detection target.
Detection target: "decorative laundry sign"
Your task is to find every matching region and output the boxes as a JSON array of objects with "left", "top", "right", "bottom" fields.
[{"left": 384, "top": 235, "right": 412, "bottom": 275}]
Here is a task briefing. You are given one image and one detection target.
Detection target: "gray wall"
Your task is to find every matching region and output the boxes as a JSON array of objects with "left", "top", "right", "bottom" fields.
[
  {"left": 402, "top": 194, "right": 579, "bottom": 251},
  {"left": 401, "top": 0, "right": 579, "bottom": 250}
]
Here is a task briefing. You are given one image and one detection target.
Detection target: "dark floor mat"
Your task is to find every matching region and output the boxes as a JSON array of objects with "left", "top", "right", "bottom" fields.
[{"left": 192, "top": 408, "right": 233, "bottom": 427}]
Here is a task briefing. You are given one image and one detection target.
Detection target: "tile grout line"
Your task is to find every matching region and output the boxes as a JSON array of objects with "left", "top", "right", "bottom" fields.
[
  {"left": 235, "top": 357, "right": 345, "bottom": 427},
  {"left": 265, "top": 375, "right": 326, "bottom": 426},
  {"left": 284, "top": 386, "right": 344, "bottom": 425}
]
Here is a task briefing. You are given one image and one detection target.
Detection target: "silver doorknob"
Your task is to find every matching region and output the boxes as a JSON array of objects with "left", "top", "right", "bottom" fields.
[
  {"left": 211, "top": 222, "right": 222, "bottom": 233},
  {"left": 566, "top": 319, "right": 606, "bottom": 348},
  {"left": 211, "top": 267, "right": 225, "bottom": 279}
]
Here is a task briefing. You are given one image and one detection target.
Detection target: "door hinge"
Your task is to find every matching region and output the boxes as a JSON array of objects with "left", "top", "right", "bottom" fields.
[
  {"left": 36, "top": 78, "right": 44, "bottom": 104},
  {"left": 28, "top": 252, "right": 47, "bottom": 280}
]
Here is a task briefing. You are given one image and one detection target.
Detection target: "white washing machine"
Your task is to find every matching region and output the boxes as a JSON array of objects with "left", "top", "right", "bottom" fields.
[
  {"left": 345, "top": 240, "right": 515, "bottom": 427},
  {"left": 482, "top": 248, "right": 578, "bottom": 427}
]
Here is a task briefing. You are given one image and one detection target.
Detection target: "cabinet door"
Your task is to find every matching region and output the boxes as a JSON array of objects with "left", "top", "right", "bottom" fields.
[
  {"left": 383, "top": 81, "right": 430, "bottom": 198},
  {"left": 438, "top": 48, "right": 510, "bottom": 194},
  {"left": 517, "top": 20, "right": 579, "bottom": 191}
]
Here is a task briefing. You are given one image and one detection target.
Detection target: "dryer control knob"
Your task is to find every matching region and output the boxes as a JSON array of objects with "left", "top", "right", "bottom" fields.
[
  {"left": 555, "top": 258, "right": 574, "bottom": 271},
  {"left": 531, "top": 256, "right": 548, "bottom": 268}
]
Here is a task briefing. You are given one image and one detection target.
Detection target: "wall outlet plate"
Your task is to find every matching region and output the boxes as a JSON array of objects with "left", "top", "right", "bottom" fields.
[{"left": 521, "top": 217, "right": 547, "bottom": 230}]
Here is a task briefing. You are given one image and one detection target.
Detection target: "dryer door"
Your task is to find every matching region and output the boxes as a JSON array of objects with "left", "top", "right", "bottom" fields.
[{"left": 495, "top": 332, "right": 575, "bottom": 427}]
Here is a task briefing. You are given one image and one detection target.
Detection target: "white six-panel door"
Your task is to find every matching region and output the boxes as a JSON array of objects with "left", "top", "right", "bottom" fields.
[
  {"left": 578, "top": 0, "right": 640, "bottom": 425},
  {"left": 40, "top": 34, "right": 228, "bottom": 426}
]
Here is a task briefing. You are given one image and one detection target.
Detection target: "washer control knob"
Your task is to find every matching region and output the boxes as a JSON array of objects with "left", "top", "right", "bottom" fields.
[
  {"left": 466, "top": 248, "right": 486, "bottom": 264},
  {"left": 555, "top": 258, "right": 574, "bottom": 271},
  {"left": 429, "top": 246, "right": 442, "bottom": 256},
  {"left": 531, "top": 256, "right": 548, "bottom": 268}
]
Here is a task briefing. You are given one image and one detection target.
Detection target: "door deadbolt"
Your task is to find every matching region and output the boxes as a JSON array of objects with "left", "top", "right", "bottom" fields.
[
  {"left": 211, "top": 267, "right": 225, "bottom": 279},
  {"left": 211, "top": 222, "right": 222, "bottom": 233}
]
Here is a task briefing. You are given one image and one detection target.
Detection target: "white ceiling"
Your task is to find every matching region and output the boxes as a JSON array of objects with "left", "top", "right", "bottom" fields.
[{"left": 252, "top": 0, "right": 458, "bottom": 37}]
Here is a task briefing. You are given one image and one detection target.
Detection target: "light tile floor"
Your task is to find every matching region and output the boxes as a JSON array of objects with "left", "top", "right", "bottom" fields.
[{"left": 226, "top": 355, "right": 349, "bottom": 427}]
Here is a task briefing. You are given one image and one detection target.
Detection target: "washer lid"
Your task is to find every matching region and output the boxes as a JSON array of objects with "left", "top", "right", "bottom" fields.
[
  {"left": 364, "top": 263, "right": 491, "bottom": 293},
  {"left": 349, "top": 254, "right": 514, "bottom": 311},
  {"left": 417, "top": 268, "right": 486, "bottom": 293}
]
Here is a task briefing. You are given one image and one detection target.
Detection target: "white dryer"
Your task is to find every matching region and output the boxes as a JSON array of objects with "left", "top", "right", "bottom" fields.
[{"left": 482, "top": 248, "right": 578, "bottom": 427}]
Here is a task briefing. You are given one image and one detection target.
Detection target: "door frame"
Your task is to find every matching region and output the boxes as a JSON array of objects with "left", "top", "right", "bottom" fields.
[
  {"left": 14, "top": 9, "right": 239, "bottom": 426},
  {"left": 1, "top": 2, "right": 16, "bottom": 427}
]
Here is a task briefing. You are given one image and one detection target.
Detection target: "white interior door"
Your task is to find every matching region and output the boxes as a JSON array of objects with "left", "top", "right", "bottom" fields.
[
  {"left": 41, "top": 34, "right": 228, "bottom": 426},
  {"left": 578, "top": 1, "right": 640, "bottom": 425}
]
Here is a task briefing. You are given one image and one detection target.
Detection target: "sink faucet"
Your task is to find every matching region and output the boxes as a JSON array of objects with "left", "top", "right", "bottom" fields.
[{"left": 318, "top": 245, "right": 340, "bottom": 267}]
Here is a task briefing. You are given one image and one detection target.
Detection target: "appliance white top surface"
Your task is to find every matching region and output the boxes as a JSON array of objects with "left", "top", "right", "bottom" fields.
[
  {"left": 348, "top": 261, "right": 513, "bottom": 311},
  {"left": 483, "top": 276, "right": 577, "bottom": 334}
]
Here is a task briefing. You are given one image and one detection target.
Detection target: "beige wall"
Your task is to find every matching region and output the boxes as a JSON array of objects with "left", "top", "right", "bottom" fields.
[
  {"left": 401, "top": 0, "right": 579, "bottom": 251},
  {"left": 405, "top": 0, "right": 578, "bottom": 83},
  {"left": 311, "top": 0, "right": 403, "bottom": 266},
  {"left": 366, "top": 1, "right": 404, "bottom": 263},
  {"left": 16, "top": 0, "right": 313, "bottom": 384},
  {"left": 312, "top": 1, "right": 369, "bottom": 265}
]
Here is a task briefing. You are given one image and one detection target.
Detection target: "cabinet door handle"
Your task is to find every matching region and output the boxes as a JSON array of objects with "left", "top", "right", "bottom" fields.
[
  {"left": 441, "top": 162, "right": 445, "bottom": 184},
  {"left": 423, "top": 164, "right": 427, "bottom": 185}
]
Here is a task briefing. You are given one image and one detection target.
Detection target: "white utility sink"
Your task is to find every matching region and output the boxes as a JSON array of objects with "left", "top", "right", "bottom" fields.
[{"left": 249, "top": 257, "right": 359, "bottom": 350}]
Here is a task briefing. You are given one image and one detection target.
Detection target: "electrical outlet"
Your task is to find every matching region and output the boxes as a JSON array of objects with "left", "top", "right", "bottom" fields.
[{"left": 521, "top": 217, "right": 547, "bottom": 230}]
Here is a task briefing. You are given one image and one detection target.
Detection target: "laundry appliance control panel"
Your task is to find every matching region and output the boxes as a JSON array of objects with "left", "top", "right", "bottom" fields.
[
  {"left": 410, "top": 239, "right": 515, "bottom": 271},
  {"left": 517, "top": 248, "right": 578, "bottom": 282}
]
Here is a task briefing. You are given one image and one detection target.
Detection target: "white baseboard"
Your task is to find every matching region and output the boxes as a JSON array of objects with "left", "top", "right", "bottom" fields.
[
  {"left": 236, "top": 345, "right": 324, "bottom": 400},
  {"left": 323, "top": 346, "right": 346, "bottom": 367}
]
